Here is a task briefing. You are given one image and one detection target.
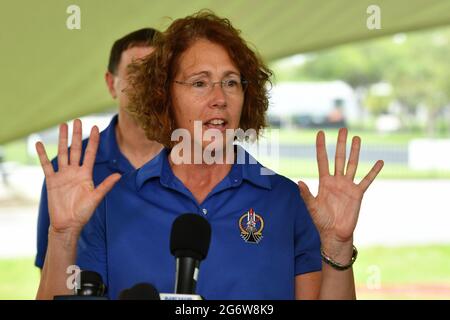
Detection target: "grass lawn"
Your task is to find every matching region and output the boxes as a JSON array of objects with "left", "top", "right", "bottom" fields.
[
  {"left": 354, "top": 244, "right": 450, "bottom": 299},
  {"left": 268, "top": 128, "right": 448, "bottom": 146},
  {"left": 258, "top": 157, "right": 450, "bottom": 179},
  {"left": 2, "top": 140, "right": 57, "bottom": 166},
  {"left": 0, "top": 257, "right": 40, "bottom": 300},
  {"left": 0, "top": 245, "right": 448, "bottom": 300}
]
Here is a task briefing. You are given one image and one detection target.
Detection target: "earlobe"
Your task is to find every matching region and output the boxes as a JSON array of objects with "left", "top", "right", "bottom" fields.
[{"left": 105, "top": 72, "right": 117, "bottom": 99}]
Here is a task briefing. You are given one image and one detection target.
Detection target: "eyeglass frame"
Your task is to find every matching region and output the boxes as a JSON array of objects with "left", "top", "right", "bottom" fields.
[{"left": 173, "top": 78, "right": 248, "bottom": 96}]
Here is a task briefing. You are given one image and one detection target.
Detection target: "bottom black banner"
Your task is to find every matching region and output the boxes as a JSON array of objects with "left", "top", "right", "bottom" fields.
[{"left": 1, "top": 300, "right": 448, "bottom": 319}]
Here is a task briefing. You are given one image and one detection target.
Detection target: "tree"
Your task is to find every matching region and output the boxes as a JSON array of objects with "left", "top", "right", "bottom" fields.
[{"left": 271, "top": 26, "right": 450, "bottom": 136}]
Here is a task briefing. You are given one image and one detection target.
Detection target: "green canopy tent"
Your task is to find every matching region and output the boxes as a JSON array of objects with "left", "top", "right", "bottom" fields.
[{"left": 1, "top": 0, "right": 450, "bottom": 144}]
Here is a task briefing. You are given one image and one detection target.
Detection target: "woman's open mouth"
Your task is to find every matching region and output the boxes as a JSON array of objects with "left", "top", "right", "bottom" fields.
[{"left": 203, "top": 118, "right": 228, "bottom": 132}]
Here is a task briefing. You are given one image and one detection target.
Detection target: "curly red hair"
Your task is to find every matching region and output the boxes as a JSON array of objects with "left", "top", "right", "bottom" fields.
[{"left": 127, "top": 10, "right": 272, "bottom": 147}]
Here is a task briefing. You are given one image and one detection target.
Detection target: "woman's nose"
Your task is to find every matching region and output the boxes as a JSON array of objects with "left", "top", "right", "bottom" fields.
[{"left": 209, "top": 82, "right": 227, "bottom": 108}]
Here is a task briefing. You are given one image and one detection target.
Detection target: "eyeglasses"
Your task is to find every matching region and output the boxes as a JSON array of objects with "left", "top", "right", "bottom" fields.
[{"left": 174, "top": 78, "right": 248, "bottom": 97}]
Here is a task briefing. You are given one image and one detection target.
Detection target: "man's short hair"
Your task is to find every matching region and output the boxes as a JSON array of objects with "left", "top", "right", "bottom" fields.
[{"left": 107, "top": 28, "right": 160, "bottom": 75}]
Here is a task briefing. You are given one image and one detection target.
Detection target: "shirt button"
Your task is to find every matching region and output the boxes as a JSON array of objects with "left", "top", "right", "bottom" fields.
[{"left": 202, "top": 208, "right": 208, "bottom": 215}]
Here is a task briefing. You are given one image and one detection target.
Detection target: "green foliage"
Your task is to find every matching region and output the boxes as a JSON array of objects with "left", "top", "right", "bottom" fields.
[
  {"left": 364, "top": 90, "right": 393, "bottom": 116},
  {"left": 270, "top": 26, "right": 450, "bottom": 136}
]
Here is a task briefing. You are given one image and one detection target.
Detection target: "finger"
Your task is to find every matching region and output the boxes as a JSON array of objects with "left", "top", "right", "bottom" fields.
[
  {"left": 83, "top": 126, "right": 100, "bottom": 172},
  {"left": 92, "top": 173, "right": 122, "bottom": 204},
  {"left": 70, "top": 119, "right": 83, "bottom": 166},
  {"left": 298, "top": 180, "right": 315, "bottom": 205},
  {"left": 316, "top": 131, "right": 330, "bottom": 179},
  {"left": 334, "top": 127, "right": 348, "bottom": 176},
  {"left": 345, "top": 136, "right": 361, "bottom": 180},
  {"left": 359, "top": 160, "right": 384, "bottom": 192},
  {"left": 35, "top": 142, "right": 54, "bottom": 177},
  {"left": 57, "top": 123, "right": 69, "bottom": 169}
]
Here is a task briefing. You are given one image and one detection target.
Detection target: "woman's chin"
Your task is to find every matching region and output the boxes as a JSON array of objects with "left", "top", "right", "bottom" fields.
[{"left": 200, "top": 139, "right": 234, "bottom": 163}]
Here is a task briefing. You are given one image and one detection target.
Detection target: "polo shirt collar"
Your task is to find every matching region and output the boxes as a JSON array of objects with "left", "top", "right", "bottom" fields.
[
  {"left": 239, "top": 147, "right": 272, "bottom": 190},
  {"left": 135, "top": 147, "right": 167, "bottom": 188},
  {"left": 136, "top": 146, "right": 272, "bottom": 191},
  {"left": 95, "top": 114, "right": 134, "bottom": 173}
]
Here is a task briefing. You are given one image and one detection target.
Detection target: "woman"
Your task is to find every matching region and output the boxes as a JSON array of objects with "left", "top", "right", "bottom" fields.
[{"left": 35, "top": 11, "right": 383, "bottom": 300}]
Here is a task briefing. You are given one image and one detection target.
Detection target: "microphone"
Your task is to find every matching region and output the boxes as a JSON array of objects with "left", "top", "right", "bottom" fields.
[
  {"left": 76, "top": 270, "right": 106, "bottom": 296},
  {"left": 53, "top": 270, "right": 108, "bottom": 300},
  {"left": 170, "top": 213, "right": 211, "bottom": 295},
  {"left": 119, "top": 283, "right": 160, "bottom": 300}
]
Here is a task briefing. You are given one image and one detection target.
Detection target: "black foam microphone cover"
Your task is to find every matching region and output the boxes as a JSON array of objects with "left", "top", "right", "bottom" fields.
[
  {"left": 170, "top": 213, "right": 211, "bottom": 261},
  {"left": 119, "top": 283, "right": 160, "bottom": 300},
  {"left": 77, "top": 270, "right": 106, "bottom": 296}
]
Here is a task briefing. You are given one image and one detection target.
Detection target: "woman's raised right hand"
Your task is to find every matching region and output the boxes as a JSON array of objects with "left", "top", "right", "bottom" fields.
[{"left": 35, "top": 119, "right": 121, "bottom": 235}]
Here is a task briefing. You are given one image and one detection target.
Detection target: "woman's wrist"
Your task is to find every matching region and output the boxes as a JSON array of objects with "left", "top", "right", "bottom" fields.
[
  {"left": 48, "top": 225, "right": 81, "bottom": 250},
  {"left": 320, "top": 236, "right": 354, "bottom": 265}
]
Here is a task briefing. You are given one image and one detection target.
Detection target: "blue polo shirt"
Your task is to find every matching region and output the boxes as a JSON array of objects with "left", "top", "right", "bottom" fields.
[
  {"left": 35, "top": 115, "right": 135, "bottom": 268},
  {"left": 77, "top": 147, "right": 322, "bottom": 300}
]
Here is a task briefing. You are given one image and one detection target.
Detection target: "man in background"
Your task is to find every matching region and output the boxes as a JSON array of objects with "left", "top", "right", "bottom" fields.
[{"left": 35, "top": 28, "right": 163, "bottom": 269}]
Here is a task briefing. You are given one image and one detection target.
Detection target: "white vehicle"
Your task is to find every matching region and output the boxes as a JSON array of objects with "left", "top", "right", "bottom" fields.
[{"left": 268, "top": 81, "right": 359, "bottom": 128}]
